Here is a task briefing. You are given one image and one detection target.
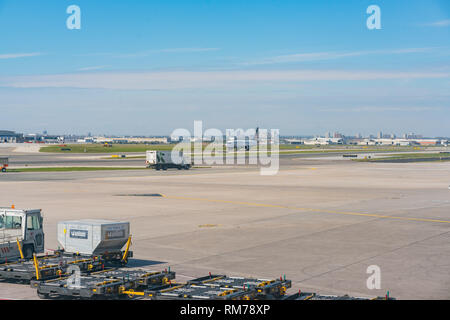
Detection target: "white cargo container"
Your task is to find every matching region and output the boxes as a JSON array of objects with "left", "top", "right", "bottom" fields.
[
  {"left": 146, "top": 150, "right": 191, "bottom": 170},
  {"left": 57, "top": 220, "right": 130, "bottom": 256}
]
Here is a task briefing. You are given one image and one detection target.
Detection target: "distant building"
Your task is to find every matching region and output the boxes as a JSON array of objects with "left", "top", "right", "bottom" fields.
[
  {"left": 0, "top": 130, "right": 23, "bottom": 143},
  {"left": 304, "top": 137, "right": 343, "bottom": 145},
  {"left": 413, "top": 139, "right": 440, "bottom": 146},
  {"left": 81, "top": 136, "right": 169, "bottom": 144}
]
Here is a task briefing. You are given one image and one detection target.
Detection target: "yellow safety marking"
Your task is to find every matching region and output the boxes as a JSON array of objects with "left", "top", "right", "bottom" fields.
[
  {"left": 123, "top": 290, "right": 145, "bottom": 297},
  {"left": 201, "top": 276, "right": 225, "bottom": 284},
  {"left": 33, "top": 254, "right": 40, "bottom": 280},
  {"left": 16, "top": 238, "right": 24, "bottom": 260},
  {"left": 96, "top": 279, "right": 121, "bottom": 286},
  {"left": 161, "top": 195, "right": 450, "bottom": 225},
  {"left": 219, "top": 289, "right": 237, "bottom": 296},
  {"left": 121, "top": 236, "right": 132, "bottom": 263},
  {"left": 198, "top": 224, "right": 220, "bottom": 228},
  {"left": 160, "top": 284, "right": 185, "bottom": 293}
]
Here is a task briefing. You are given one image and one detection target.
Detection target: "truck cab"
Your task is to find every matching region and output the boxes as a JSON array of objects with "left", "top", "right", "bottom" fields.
[
  {"left": 0, "top": 208, "right": 44, "bottom": 261},
  {"left": 0, "top": 157, "right": 8, "bottom": 172}
]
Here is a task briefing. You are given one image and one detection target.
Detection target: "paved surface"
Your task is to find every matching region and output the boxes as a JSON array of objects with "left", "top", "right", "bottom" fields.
[{"left": 0, "top": 152, "right": 449, "bottom": 300}]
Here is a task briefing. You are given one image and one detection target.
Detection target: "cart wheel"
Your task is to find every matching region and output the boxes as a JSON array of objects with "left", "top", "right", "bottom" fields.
[
  {"left": 37, "top": 291, "right": 49, "bottom": 299},
  {"left": 127, "top": 289, "right": 135, "bottom": 299}
]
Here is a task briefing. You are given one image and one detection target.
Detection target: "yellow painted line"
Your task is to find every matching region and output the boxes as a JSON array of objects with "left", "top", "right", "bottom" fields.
[{"left": 161, "top": 195, "right": 450, "bottom": 224}]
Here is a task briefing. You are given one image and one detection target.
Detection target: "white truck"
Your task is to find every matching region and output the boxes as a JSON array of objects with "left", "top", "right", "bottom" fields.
[
  {"left": 0, "top": 157, "right": 8, "bottom": 172},
  {"left": 146, "top": 150, "right": 191, "bottom": 171},
  {"left": 0, "top": 208, "right": 44, "bottom": 262}
]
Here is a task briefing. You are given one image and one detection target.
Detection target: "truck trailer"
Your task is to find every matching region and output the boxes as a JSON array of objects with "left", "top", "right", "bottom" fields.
[
  {"left": 146, "top": 150, "right": 191, "bottom": 171},
  {"left": 0, "top": 208, "right": 44, "bottom": 262},
  {"left": 0, "top": 157, "right": 8, "bottom": 172}
]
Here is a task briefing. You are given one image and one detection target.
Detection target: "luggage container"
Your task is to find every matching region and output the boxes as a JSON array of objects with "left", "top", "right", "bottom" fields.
[{"left": 57, "top": 220, "right": 131, "bottom": 258}]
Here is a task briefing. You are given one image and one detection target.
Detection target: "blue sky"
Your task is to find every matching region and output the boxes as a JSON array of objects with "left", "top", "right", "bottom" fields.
[{"left": 0, "top": 0, "right": 449, "bottom": 136}]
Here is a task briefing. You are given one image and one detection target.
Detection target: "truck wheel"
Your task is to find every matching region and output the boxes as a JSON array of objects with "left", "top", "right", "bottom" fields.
[
  {"left": 178, "top": 166, "right": 182, "bottom": 170},
  {"left": 162, "top": 166, "right": 167, "bottom": 171},
  {"left": 23, "top": 246, "right": 34, "bottom": 259},
  {"left": 156, "top": 165, "right": 161, "bottom": 171},
  {"left": 37, "top": 291, "right": 49, "bottom": 299},
  {"left": 1, "top": 168, "right": 6, "bottom": 172}
]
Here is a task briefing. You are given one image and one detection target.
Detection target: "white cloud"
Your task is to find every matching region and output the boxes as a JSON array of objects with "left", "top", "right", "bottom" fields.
[
  {"left": 114, "top": 48, "right": 219, "bottom": 58},
  {"left": 78, "top": 66, "right": 110, "bottom": 71},
  {"left": 242, "top": 48, "right": 436, "bottom": 65},
  {"left": 424, "top": 19, "right": 450, "bottom": 27},
  {"left": 320, "top": 106, "right": 445, "bottom": 113},
  {"left": 1, "top": 69, "right": 448, "bottom": 90},
  {"left": 78, "top": 48, "right": 220, "bottom": 58},
  {"left": 0, "top": 53, "right": 42, "bottom": 59}
]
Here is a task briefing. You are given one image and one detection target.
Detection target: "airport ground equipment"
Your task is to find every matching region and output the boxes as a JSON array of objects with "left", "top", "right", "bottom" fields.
[
  {"left": 0, "top": 251, "right": 106, "bottom": 282},
  {"left": 57, "top": 220, "right": 133, "bottom": 260},
  {"left": 32, "top": 268, "right": 176, "bottom": 299},
  {"left": 283, "top": 291, "right": 395, "bottom": 300},
  {"left": 140, "top": 283, "right": 258, "bottom": 300},
  {"left": 122, "top": 274, "right": 292, "bottom": 300},
  {"left": 146, "top": 150, "right": 191, "bottom": 170},
  {"left": 0, "top": 208, "right": 44, "bottom": 262},
  {"left": 0, "top": 157, "right": 8, "bottom": 172},
  {"left": 187, "top": 274, "right": 292, "bottom": 299}
]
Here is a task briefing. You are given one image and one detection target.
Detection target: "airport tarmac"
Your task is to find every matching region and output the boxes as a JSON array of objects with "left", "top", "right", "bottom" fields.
[{"left": 0, "top": 152, "right": 449, "bottom": 300}]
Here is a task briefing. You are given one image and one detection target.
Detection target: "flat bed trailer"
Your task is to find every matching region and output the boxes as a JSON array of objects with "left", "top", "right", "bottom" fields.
[
  {"left": 0, "top": 252, "right": 106, "bottom": 282},
  {"left": 282, "top": 292, "right": 395, "bottom": 300},
  {"left": 187, "top": 274, "right": 292, "bottom": 299},
  {"left": 123, "top": 274, "right": 292, "bottom": 300},
  {"left": 142, "top": 283, "right": 257, "bottom": 300},
  {"left": 32, "top": 268, "right": 175, "bottom": 299}
]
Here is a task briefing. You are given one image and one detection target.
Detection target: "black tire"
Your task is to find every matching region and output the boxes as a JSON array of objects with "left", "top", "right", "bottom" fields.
[
  {"left": 1, "top": 168, "right": 6, "bottom": 173},
  {"left": 37, "top": 291, "right": 49, "bottom": 299},
  {"left": 156, "top": 165, "right": 161, "bottom": 171},
  {"left": 23, "top": 246, "right": 34, "bottom": 259},
  {"left": 178, "top": 166, "right": 182, "bottom": 170}
]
